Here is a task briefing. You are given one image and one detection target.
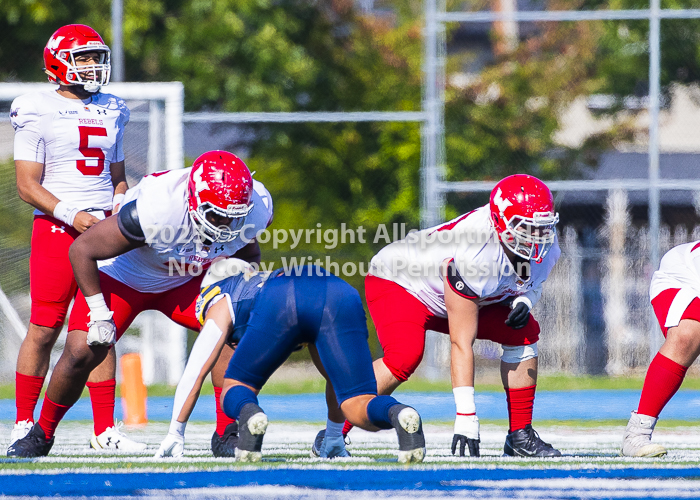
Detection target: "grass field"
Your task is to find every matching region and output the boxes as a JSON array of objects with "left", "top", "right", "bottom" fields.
[{"left": 2, "top": 419, "right": 700, "bottom": 498}]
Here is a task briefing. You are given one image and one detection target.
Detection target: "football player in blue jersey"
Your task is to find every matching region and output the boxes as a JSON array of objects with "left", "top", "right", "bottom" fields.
[{"left": 154, "top": 258, "right": 426, "bottom": 463}]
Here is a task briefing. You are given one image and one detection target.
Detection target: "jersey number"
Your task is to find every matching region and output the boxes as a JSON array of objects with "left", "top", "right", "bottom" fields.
[{"left": 77, "top": 126, "right": 107, "bottom": 175}]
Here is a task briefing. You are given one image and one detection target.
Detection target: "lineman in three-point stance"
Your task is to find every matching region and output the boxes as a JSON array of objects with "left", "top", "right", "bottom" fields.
[
  {"left": 8, "top": 151, "right": 272, "bottom": 458},
  {"left": 326, "top": 175, "right": 562, "bottom": 458},
  {"left": 153, "top": 258, "right": 426, "bottom": 463}
]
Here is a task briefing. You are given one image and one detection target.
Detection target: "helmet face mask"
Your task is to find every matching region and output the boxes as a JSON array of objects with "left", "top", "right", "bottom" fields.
[
  {"left": 499, "top": 212, "right": 559, "bottom": 261},
  {"left": 44, "top": 25, "right": 111, "bottom": 93},
  {"left": 187, "top": 151, "right": 255, "bottom": 244},
  {"left": 62, "top": 48, "right": 111, "bottom": 92},
  {"left": 489, "top": 175, "right": 559, "bottom": 263},
  {"left": 189, "top": 200, "right": 253, "bottom": 244}
]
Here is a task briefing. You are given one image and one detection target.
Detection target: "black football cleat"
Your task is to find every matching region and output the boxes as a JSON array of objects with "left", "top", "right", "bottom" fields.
[
  {"left": 211, "top": 421, "right": 239, "bottom": 457},
  {"left": 388, "top": 404, "right": 426, "bottom": 463},
  {"left": 235, "top": 403, "right": 268, "bottom": 462},
  {"left": 503, "top": 424, "right": 561, "bottom": 457},
  {"left": 7, "top": 423, "right": 54, "bottom": 458}
]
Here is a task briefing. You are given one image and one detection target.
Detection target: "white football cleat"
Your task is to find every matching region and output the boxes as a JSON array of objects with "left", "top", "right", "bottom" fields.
[
  {"left": 90, "top": 422, "right": 147, "bottom": 453},
  {"left": 8, "top": 420, "right": 33, "bottom": 449},
  {"left": 621, "top": 411, "right": 667, "bottom": 457}
]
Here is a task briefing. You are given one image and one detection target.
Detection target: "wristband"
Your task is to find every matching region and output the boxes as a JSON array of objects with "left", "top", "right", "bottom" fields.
[
  {"left": 453, "top": 386, "right": 476, "bottom": 415},
  {"left": 85, "top": 293, "right": 112, "bottom": 321},
  {"left": 511, "top": 296, "right": 533, "bottom": 311},
  {"left": 169, "top": 420, "right": 186, "bottom": 438},
  {"left": 112, "top": 193, "right": 125, "bottom": 212},
  {"left": 53, "top": 201, "right": 80, "bottom": 227}
]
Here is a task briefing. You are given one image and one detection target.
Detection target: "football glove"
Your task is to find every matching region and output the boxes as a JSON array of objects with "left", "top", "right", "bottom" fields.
[
  {"left": 86, "top": 317, "right": 117, "bottom": 346},
  {"left": 452, "top": 414, "right": 480, "bottom": 457},
  {"left": 505, "top": 301, "right": 530, "bottom": 330},
  {"left": 154, "top": 433, "right": 185, "bottom": 458}
]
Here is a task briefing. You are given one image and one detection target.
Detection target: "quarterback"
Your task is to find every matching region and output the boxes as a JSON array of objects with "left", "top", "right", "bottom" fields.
[
  {"left": 336, "top": 174, "right": 562, "bottom": 458},
  {"left": 8, "top": 151, "right": 273, "bottom": 458},
  {"left": 154, "top": 259, "right": 426, "bottom": 464},
  {"left": 9, "top": 24, "right": 142, "bottom": 451},
  {"left": 622, "top": 241, "right": 700, "bottom": 457}
]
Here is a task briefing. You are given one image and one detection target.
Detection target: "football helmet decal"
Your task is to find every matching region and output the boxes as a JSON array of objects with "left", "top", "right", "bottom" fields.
[
  {"left": 489, "top": 174, "right": 559, "bottom": 262},
  {"left": 44, "top": 24, "right": 111, "bottom": 93},
  {"left": 187, "top": 151, "right": 254, "bottom": 243}
]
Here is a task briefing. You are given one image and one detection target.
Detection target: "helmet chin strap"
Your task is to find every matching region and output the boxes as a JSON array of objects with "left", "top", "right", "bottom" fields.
[{"left": 82, "top": 82, "right": 102, "bottom": 93}]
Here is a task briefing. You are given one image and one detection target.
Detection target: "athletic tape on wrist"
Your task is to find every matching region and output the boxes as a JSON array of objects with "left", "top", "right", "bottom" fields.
[
  {"left": 453, "top": 386, "right": 476, "bottom": 415},
  {"left": 112, "top": 193, "right": 125, "bottom": 212},
  {"left": 168, "top": 420, "right": 186, "bottom": 438},
  {"left": 53, "top": 201, "right": 79, "bottom": 227},
  {"left": 85, "top": 293, "right": 112, "bottom": 321}
]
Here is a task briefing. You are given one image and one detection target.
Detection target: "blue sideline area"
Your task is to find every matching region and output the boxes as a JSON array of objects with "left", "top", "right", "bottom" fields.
[
  {"left": 2, "top": 390, "right": 700, "bottom": 422},
  {"left": 1, "top": 467, "right": 699, "bottom": 496}
]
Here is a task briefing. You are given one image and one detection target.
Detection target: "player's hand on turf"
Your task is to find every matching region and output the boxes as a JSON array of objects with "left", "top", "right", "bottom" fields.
[
  {"left": 86, "top": 313, "right": 117, "bottom": 346},
  {"left": 154, "top": 433, "right": 185, "bottom": 458},
  {"left": 505, "top": 301, "right": 530, "bottom": 329},
  {"left": 73, "top": 211, "right": 101, "bottom": 233},
  {"left": 452, "top": 414, "right": 480, "bottom": 457}
]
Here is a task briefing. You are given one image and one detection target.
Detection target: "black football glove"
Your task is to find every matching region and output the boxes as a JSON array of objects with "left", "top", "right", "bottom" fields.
[
  {"left": 451, "top": 434, "right": 480, "bottom": 457},
  {"left": 505, "top": 301, "right": 530, "bottom": 329},
  {"left": 452, "top": 414, "right": 480, "bottom": 457}
]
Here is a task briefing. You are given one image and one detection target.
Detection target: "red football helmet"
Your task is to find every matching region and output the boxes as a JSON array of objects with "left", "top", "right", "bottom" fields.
[
  {"left": 43, "top": 24, "right": 111, "bottom": 93},
  {"left": 489, "top": 174, "right": 559, "bottom": 262},
  {"left": 187, "top": 151, "right": 254, "bottom": 243}
]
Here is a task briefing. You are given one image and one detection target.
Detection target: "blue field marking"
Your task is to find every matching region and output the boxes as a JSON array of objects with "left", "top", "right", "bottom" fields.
[
  {"left": 2, "top": 390, "right": 700, "bottom": 422},
  {"left": 1, "top": 467, "right": 700, "bottom": 496}
]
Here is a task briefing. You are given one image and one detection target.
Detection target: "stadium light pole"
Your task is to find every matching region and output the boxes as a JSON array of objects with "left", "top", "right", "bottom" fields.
[{"left": 111, "top": 0, "right": 124, "bottom": 82}]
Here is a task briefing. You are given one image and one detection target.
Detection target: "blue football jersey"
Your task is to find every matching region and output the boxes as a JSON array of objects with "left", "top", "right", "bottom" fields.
[{"left": 196, "top": 267, "right": 282, "bottom": 345}]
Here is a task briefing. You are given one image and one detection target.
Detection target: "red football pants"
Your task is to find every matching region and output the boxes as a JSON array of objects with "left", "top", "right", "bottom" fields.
[
  {"left": 68, "top": 272, "right": 203, "bottom": 337},
  {"left": 365, "top": 274, "right": 540, "bottom": 382},
  {"left": 29, "top": 215, "right": 81, "bottom": 328}
]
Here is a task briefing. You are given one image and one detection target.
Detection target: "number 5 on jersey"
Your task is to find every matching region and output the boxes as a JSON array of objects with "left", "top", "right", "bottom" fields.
[{"left": 77, "top": 126, "right": 107, "bottom": 175}]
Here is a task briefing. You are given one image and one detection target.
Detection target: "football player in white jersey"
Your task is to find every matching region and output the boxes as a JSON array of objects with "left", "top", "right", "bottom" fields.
[
  {"left": 8, "top": 24, "right": 144, "bottom": 453},
  {"left": 621, "top": 242, "right": 700, "bottom": 457},
  {"left": 321, "top": 175, "right": 562, "bottom": 458},
  {"left": 8, "top": 151, "right": 274, "bottom": 458}
]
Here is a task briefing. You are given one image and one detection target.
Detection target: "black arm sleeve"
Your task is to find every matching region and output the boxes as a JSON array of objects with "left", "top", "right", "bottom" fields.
[
  {"left": 446, "top": 259, "right": 478, "bottom": 300},
  {"left": 117, "top": 200, "right": 146, "bottom": 243}
]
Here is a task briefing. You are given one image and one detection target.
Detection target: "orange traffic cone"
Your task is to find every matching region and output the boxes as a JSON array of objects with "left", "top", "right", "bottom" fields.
[{"left": 120, "top": 353, "right": 148, "bottom": 426}]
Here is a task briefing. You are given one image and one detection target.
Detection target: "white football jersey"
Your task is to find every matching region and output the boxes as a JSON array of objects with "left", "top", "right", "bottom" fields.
[
  {"left": 10, "top": 89, "right": 129, "bottom": 214},
  {"left": 369, "top": 205, "right": 560, "bottom": 317},
  {"left": 99, "top": 168, "right": 274, "bottom": 293}
]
